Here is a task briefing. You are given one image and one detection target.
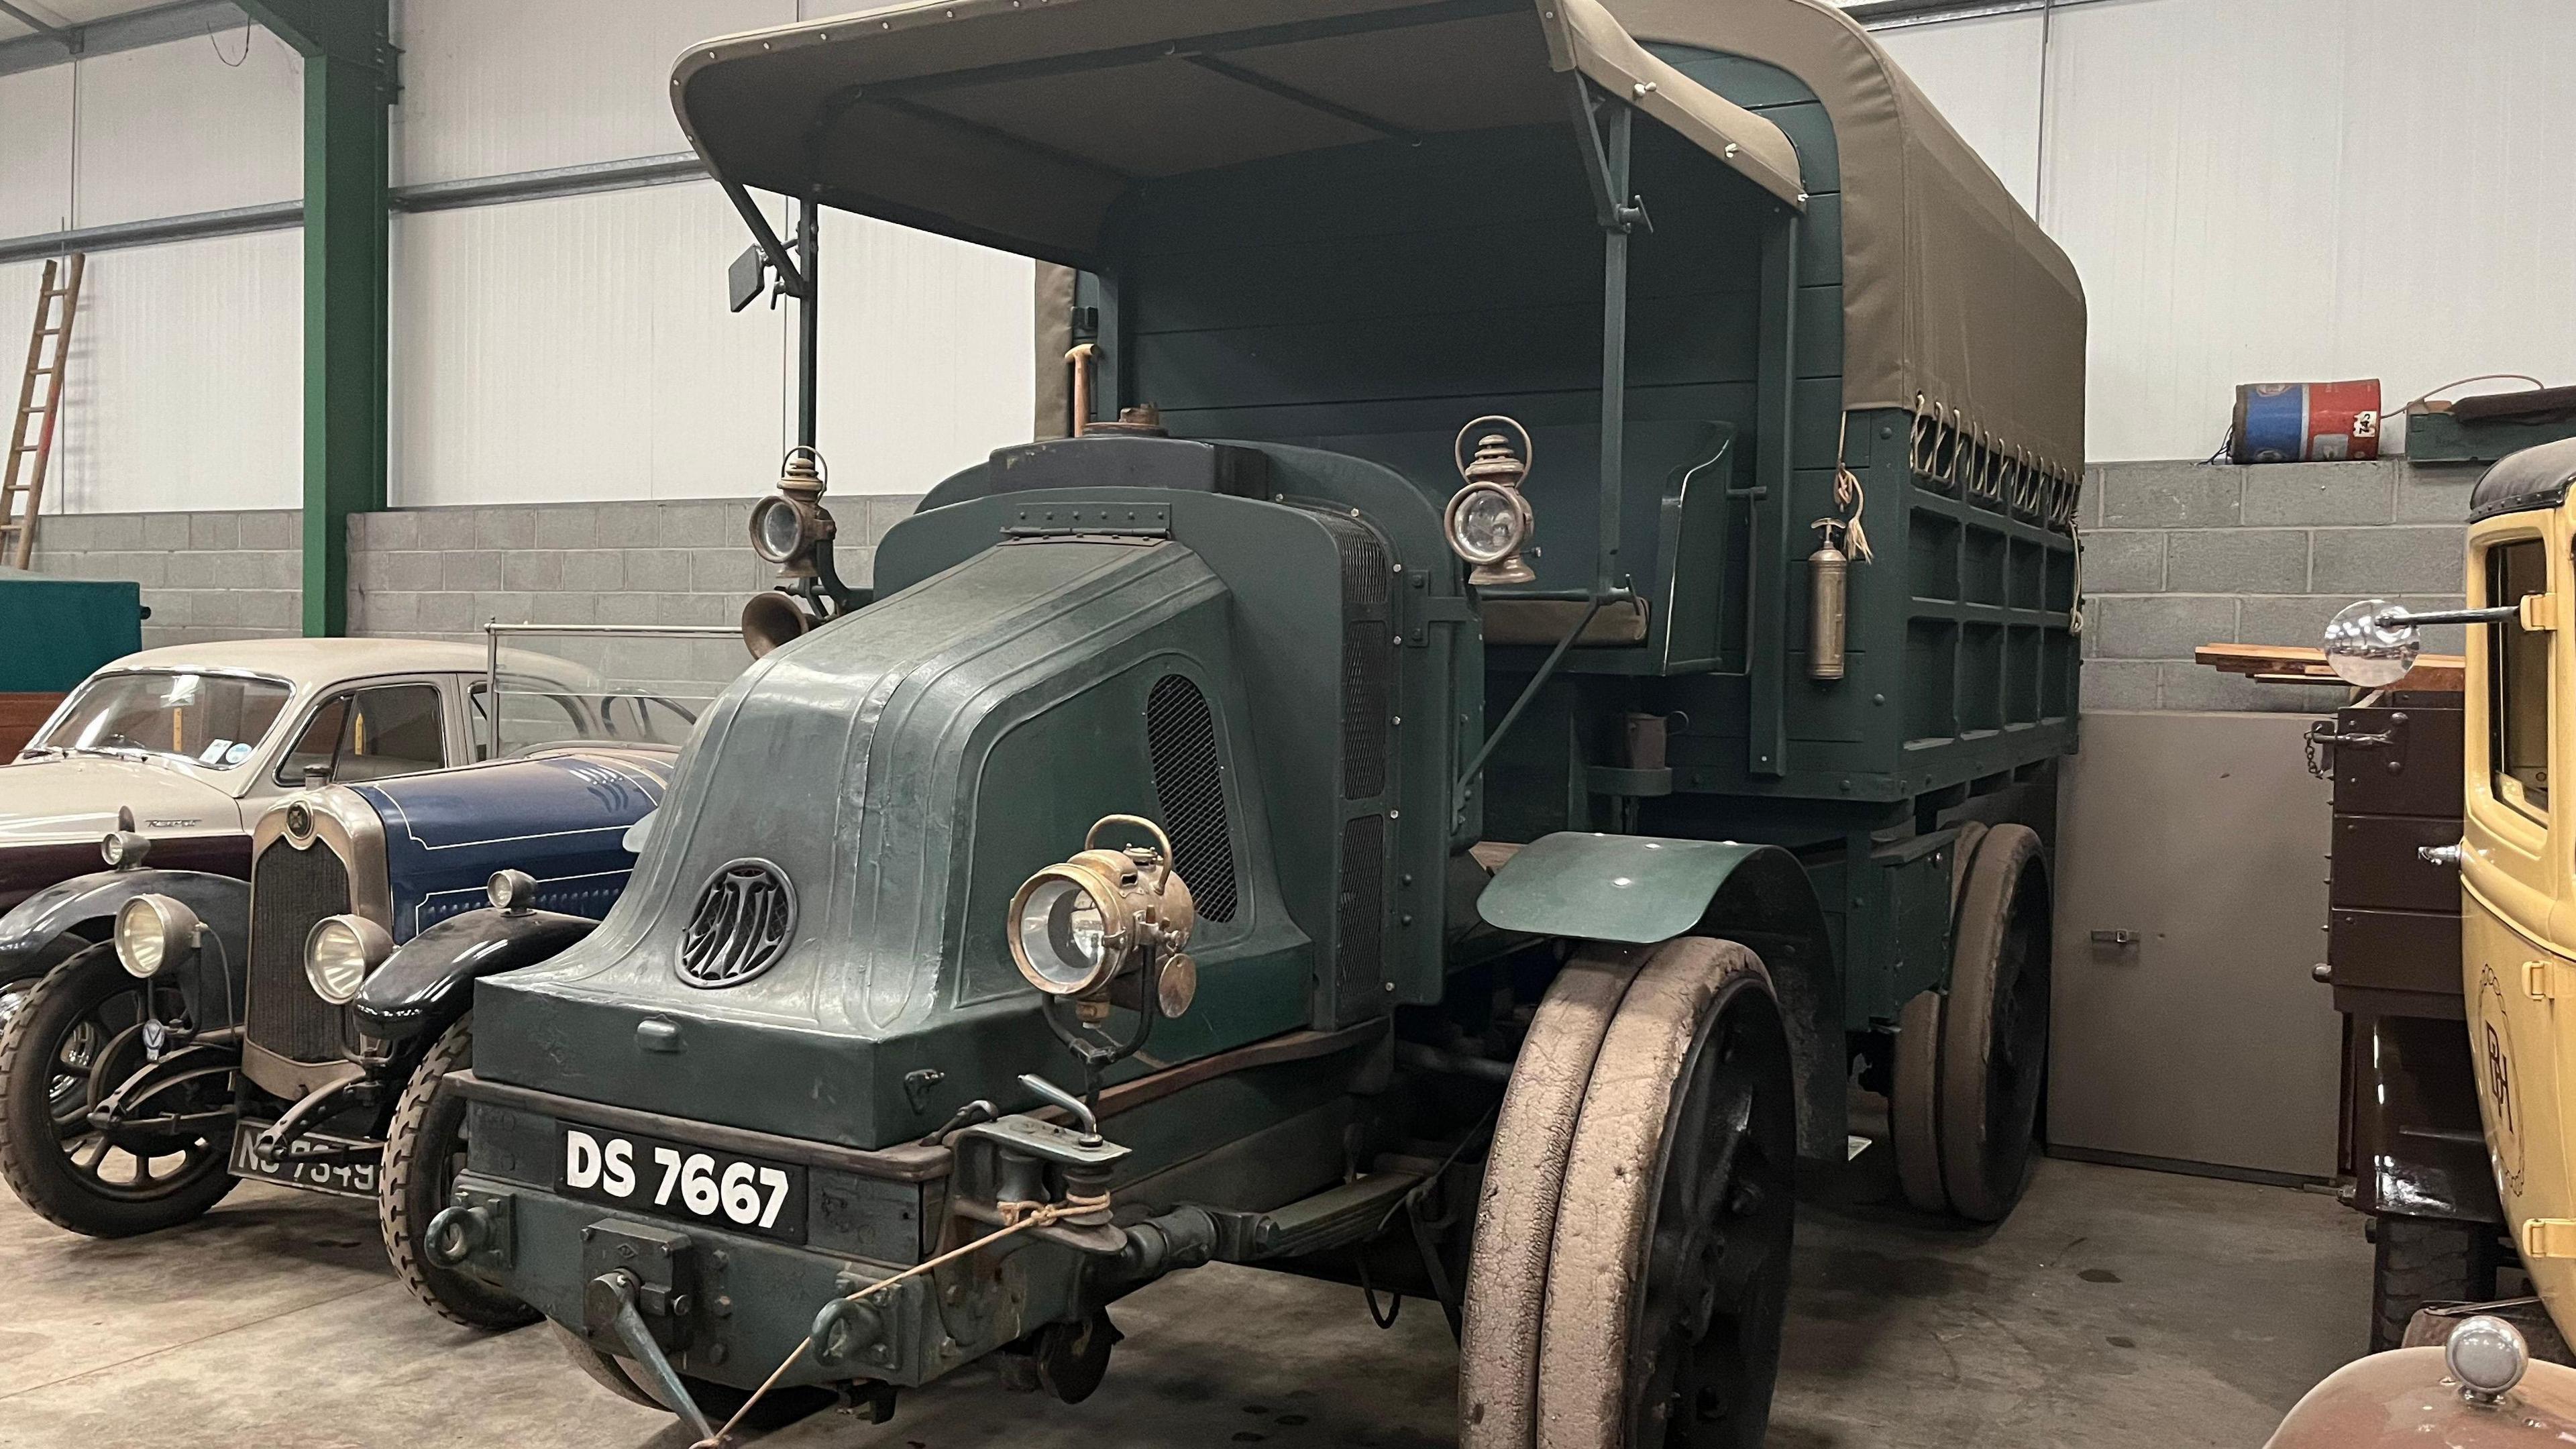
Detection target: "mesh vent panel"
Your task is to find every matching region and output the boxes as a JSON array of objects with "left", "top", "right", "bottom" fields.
[
  {"left": 246, "top": 840, "right": 352, "bottom": 1064},
  {"left": 1146, "top": 674, "right": 1238, "bottom": 923},
  {"left": 1330, "top": 521, "right": 1393, "bottom": 800}
]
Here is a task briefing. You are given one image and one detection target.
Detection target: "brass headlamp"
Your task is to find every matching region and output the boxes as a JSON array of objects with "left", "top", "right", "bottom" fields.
[
  {"left": 747, "top": 445, "right": 838, "bottom": 576},
  {"left": 1444, "top": 415, "right": 1538, "bottom": 586},
  {"left": 1008, "top": 814, "right": 1197, "bottom": 1018}
]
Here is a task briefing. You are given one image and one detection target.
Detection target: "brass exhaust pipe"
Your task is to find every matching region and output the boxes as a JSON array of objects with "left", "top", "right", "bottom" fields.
[{"left": 1066, "top": 342, "right": 1099, "bottom": 437}]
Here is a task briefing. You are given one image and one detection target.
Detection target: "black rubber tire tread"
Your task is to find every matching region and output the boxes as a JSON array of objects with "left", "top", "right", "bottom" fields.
[
  {"left": 1939, "top": 823, "right": 2048, "bottom": 1223},
  {"left": 1889, "top": 989, "right": 1948, "bottom": 1214},
  {"left": 380, "top": 1016, "right": 540, "bottom": 1330},
  {"left": 2371, "top": 1216, "right": 2496, "bottom": 1353},
  {"left": 1534, "top": 936, "right": 1785, "bottom": 1448},
  {"left": 0, "top": 944, "right": 237, "bottom": 1237},
  {"left": 1459, "top": 946, "right": 1645, "bottom": 1449}
]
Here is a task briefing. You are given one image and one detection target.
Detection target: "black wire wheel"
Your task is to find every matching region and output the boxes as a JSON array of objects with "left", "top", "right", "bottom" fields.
[
  {"left": 1464, "top": 936, "right": 1799, "bottom": 1449},
  {"left": 0, "top": 943, "right": 237, "bottom": 1236},
  {"left": 1938, "top": 822, "right": 2051, "bottom": 1223}
]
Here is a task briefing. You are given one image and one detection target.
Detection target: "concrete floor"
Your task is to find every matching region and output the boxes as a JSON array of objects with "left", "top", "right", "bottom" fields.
[{"left": 0, "top": 1156, "right": 2363, "bottom": 1449}]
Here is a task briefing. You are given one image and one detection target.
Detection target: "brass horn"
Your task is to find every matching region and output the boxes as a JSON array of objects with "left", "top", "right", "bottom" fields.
[{"left": 741, "top": 590, "right": 815, "bottom": 659}]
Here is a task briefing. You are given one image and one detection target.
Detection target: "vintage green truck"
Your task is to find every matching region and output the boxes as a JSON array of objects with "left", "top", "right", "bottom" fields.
[{"left": 405, "top": 1, "right": 2086, "bottom": 1442}]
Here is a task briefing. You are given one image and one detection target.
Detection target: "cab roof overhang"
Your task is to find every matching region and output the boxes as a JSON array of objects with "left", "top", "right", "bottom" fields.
[{"left": 669, "top": 0, "right": 1806, "bottom": 270}]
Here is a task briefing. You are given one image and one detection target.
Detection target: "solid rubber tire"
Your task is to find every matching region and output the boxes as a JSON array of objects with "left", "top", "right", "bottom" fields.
[
  {"left": 1938, "top": 823, "right": 2048, "bottom": 1223},
  {"left": 1458, "top": 945, "right": 1645, "bottom": 1449},
  {"left": 1889, "top": 988, "right": 1949, "bottom": 1214},
  {"left": 1890, "top": 822, "right": 1992, "bottom": 1215},
  {"left": 1533, "top": 936, "right": 1786, "bottom": 1448}
]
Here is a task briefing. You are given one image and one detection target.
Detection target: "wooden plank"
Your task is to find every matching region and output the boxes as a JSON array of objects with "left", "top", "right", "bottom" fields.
[{"left": 2194, "top": 642, "right": 2465, "bottom": 693}]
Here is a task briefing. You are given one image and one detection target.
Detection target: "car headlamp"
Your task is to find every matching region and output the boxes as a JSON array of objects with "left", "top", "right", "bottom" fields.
[
  {"left": 100, "top": 830, "right": 152, "bottom": 870},
  {"left": 304, "top": 914, "right": 393, "bottom": 1005},
  {"left": 1445, "top": 417, "right": 1538, "bottom": 586},
  {"left": 1008, "top": 815, "right": 1196, "bottom": 1003},
  {"left": 115, "top": 894, "right": 201, "bottom": 979}
]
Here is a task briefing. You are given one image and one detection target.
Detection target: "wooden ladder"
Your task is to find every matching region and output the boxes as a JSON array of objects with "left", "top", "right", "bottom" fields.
[{"left": 1, "top": 252, "right": 86, "bottom": 571}]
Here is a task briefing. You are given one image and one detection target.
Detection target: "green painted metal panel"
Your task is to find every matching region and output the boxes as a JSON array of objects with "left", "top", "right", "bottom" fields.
[
  {"left": 242, "top": 1, "right": 392, "bottom": 639},
  {"left": 1479, "top": 830, "right": 1768, "bottom": 944},
  {"left": 0, "top": 568, "right": 141, "bottom": 689}
]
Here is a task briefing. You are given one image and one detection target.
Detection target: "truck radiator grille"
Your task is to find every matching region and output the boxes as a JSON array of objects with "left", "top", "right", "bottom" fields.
[
  {"left": 1327, "top": 521, "right": 1392, "bottom": 800},
  {"left": 246, "top": 839, "right": 352, "bottom": 1064},
  {"left": 1146, "top": 674, "right": 1238, "bottom": 924}
]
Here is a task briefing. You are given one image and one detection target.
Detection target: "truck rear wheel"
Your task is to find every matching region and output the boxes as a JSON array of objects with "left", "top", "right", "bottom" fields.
[
  {"left": 1889, "top": 820, "right": 1988, "bottom": 1214},
  {"left": 380, "top": 1016, "right": 539, "bottom": 1330},
  {"left": 1462, "top": 936, "right": 1797, "bottom": 1449},
  {"left": 0, "top": 943, "right": 236, "bottom": 1237},
  {"left": 1939, "top": 823, "right": 2050, "bottom": 1222}
]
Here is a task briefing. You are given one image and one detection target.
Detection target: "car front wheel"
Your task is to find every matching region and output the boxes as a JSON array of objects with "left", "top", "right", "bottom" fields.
[
  {"left": 0, "top": 943, "right": 238, "bottom": 1236},
  {"left": 379, "top": 1015, "right": 540, "bottom": 1329}
]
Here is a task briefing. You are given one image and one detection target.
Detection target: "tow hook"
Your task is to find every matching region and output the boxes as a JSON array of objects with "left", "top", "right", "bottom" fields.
[{"left": 586, "top": 1267, "right": 718, "bottom": 1444}]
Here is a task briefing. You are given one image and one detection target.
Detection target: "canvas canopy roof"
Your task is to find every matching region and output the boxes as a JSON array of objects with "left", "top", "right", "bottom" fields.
[{"left": 675, "top": 0, "right": 2086, "bottom": 467}]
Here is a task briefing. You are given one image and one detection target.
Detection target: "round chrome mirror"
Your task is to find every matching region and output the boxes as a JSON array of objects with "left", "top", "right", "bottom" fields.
[{"left": 2322, "top": 598, "right": 2420, "bottom": 688}]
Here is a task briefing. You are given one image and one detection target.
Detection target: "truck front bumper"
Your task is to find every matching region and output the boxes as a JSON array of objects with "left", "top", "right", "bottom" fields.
[{"left": 441, "top": 1071, "right": 1085, "bottom": 1393}]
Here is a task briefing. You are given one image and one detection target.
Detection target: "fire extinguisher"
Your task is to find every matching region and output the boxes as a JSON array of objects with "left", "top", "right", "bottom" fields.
[{"left": 1809, "top": 518, "right": 1850, "bottom": 682}]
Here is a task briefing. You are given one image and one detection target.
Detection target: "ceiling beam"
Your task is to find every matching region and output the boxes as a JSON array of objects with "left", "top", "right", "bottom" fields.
[{"left": 0, "top": 0, "right": 247, "bottom": 75}]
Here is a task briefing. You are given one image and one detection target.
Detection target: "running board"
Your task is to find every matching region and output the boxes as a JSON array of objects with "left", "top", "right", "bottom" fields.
[{"left": 1205, "top": 1169, "right": 1426, "bottom": 1263}]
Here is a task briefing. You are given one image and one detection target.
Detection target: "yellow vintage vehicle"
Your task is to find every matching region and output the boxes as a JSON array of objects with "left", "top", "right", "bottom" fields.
[{"left": 2273, "top": 436, "right": 2576, "bottom": 1444}]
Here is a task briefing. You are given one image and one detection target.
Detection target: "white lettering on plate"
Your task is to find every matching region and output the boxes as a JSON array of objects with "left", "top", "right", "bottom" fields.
[{"left": 564, "top": 1129, "right": 601, "bottom": 1189}]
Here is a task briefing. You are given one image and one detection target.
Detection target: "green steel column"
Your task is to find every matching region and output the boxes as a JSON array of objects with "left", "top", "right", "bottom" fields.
[{"left": 242, "top": 1, "right": 392, "bottom": 637}]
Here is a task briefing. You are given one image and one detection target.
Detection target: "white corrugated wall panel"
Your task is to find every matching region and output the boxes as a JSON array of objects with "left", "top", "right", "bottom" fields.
[
  {"left": 17, "top": 230, "right": 304, "bottom": 514},
  {"left": 0, "top": 66, "right": 73, "bottom": 237},
  {"left": 2041, "top": 0, "right": 2576, "bottom": 461},
  {"left": 1874, "top": 11, "right": 2045, "bottom": 213},
  {"left": 391, "top": 181, "right": 783, "bottom": 506},
  {"left": 816, "top": 212, "right": 1036, "bottom": 497},
  {"left": 72, "top": 34, "right": 303, "bottom": 227},
  {"left": 395, "top": 0, "right": 794, "bottom": 185}
]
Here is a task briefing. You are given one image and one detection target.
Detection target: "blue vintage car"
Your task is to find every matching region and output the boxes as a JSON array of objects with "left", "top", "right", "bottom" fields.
[{"left": 0, "top": 744, "right": 674, "bottom": 1327}]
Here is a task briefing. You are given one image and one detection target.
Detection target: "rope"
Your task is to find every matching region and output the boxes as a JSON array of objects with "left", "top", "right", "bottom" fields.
[
  {"left": 690, "top": 1194, "right": 1105, "bottom": 1448},
  {"left": 1829, "top": 413, "right": 1874, "bottom": 564},
  {"left": 2391, "top": 373, "right": 2546, "bottom": 415}
]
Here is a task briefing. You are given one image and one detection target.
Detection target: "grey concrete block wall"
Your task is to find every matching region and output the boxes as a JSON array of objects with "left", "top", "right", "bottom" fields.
[
  {"left": 28, "top": 509, "right": 303, "bottom": 649},
  {"left": 346, "top": 495, "right": 920, "bottom": 697},
  {"left": 2079, "top": 458, "right": 2478, "bottom": 712},
  {"left": 22, "top": 461, "right": 2483, "bottom": 719}
]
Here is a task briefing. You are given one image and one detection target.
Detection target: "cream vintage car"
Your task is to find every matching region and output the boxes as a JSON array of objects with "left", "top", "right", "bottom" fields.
[{"left": 0, "top": 637, "right": 690, "bottom": 1004}]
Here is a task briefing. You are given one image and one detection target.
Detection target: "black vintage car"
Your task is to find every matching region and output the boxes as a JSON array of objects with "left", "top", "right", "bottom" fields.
[{"left": 0, "top": 745, "right": 672, "bottom": 1325}]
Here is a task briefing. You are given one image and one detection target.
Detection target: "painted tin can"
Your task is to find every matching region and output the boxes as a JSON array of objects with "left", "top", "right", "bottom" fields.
[{"left": 2233, "top": 379, "right": 2383, "bottom": 463}]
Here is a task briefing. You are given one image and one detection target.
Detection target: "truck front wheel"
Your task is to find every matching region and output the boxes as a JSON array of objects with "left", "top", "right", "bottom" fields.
[{"left": 1461, "top": 936, "right": 1798, "bottom": 1448}]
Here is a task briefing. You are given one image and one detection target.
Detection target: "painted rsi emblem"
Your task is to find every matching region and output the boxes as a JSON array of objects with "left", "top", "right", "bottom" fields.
[
  {"left": 676, "top": 859, "right": 796, "bottom": 987},
  {"left": 2476, "top": 962, "right": 2527, "bottom": 1196}
]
